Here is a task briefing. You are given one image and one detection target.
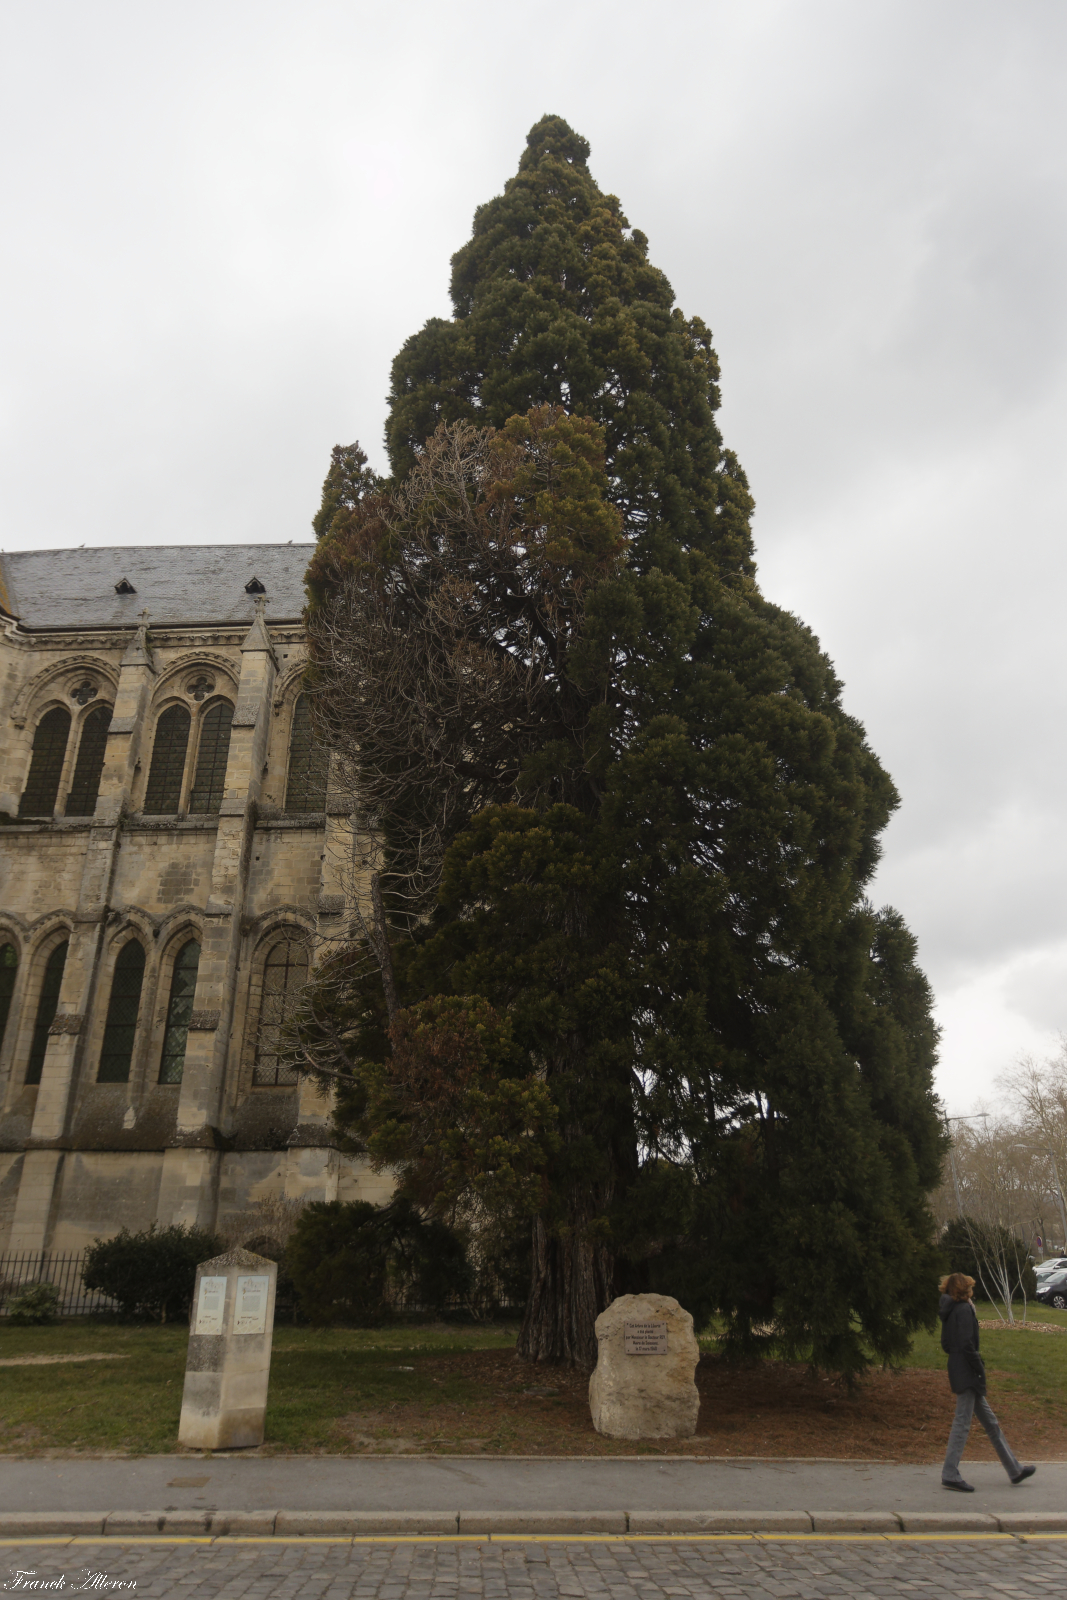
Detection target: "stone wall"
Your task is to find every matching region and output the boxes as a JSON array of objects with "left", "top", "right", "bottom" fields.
[{"left": 0, "top": 584, "right": 386, "bottom": 1254}]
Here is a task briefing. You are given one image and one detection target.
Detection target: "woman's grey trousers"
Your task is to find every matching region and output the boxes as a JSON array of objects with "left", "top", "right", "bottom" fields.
[{"left": 942, "top": 1389, "right": 1021, "bottom": 1482}]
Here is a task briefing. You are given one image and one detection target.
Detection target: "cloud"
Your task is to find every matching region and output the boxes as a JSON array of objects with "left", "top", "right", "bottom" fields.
[{"left": 1, "top": 0, "right": 1064, "bottom": 1111}]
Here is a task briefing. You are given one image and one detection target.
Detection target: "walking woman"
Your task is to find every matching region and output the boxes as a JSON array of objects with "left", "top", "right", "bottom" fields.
[{"left": 939, "top": 1272, "right": 1036, "bottom": 1491}]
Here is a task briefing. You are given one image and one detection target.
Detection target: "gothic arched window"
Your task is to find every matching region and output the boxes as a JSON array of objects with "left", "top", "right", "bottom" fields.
[
  {"left": 189, "top": 701, "right": 234, "bottom": 814},
  {"left": 65, "top": 704, "right": 113, "bottom": 817},
  {"left": 158, "top": 939, "right": 201, "bottom": 1085},
  {"left": 0, "top": 943, "right": 18, "bottom": 1053},
  {"left": 285, "top": 694, "right": 329, "bottom": 812},
  {"left": 143, "top": 704, "right": 191, "bottom": 813},
  {"left": 26, "top": 940, "right": 68, "bottom": 1084},
  {"left": 18, "top": 707, "right": 71, "bottom": 817},
  {"left": 97, "top": 940, "right": 146, "bottom": 1083},
  {"left": 252, "top": 939, "right": 307, "bottom": 1086}
]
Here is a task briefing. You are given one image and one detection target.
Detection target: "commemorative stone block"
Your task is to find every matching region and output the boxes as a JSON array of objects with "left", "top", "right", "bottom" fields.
[
  {"left": 178, "top": 1246, "right": 277, "bottom": 1450},
  {"left": 588, "top": 1292, "right": 700, "bottom": 1439}
]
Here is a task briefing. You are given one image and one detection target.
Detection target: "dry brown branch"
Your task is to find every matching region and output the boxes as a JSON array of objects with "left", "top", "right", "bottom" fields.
[{"left": 305, "top": 408, "right": 625, "bottom": 945}]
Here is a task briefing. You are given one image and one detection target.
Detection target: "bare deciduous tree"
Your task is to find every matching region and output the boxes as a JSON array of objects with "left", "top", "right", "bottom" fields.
[
  {"left": 942, "top": 1118, "right": 1034, "bottom": 1323},
  {"left": 998, "top": 1048, "right": 1067, "bottom": 1245},
  {"left": 936, "top": 1054, "right": 1067, "bottom": 1324}
]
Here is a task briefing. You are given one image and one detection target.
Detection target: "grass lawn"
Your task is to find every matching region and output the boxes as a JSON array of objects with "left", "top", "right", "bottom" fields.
[
  {"left": 899, "top": 1299, "right": 1067, "bottom": 1412},
  {"left": 1, "top": 1300, "right": 1064, "bottom": 1460}
]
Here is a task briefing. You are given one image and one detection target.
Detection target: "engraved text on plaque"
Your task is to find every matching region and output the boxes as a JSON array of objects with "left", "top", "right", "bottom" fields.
[{"left": 623, "top": 1319, "right": 669, "bottom": 1355}]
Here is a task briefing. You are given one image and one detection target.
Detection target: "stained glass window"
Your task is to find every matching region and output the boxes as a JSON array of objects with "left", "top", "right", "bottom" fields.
[
  {"left": 65, "top": 704, "right": 113, "bottom": 817},
  {"left": 189, "top": 701, "right": 234, "bottom": 814},
  {"left": 97, "top": 940, "right": 146, "bottom": 1083},
  {"left": 18, "top": 707, "right": 71, "bottom": 818},
  {"left": 285, "top": 694, "right": 329, "bottom": 812},
  {"left": 252, "top": 939, "right": 307, "bottom": 1086},
  {"left": 26, "top": 940, "right": 68, "bottom": 1084},
  {"left": 0, "top": 943, "right": 18, "bottom": 1053},
  {"left": 158, "top": 940, "right": 201, "bottom": 1085},
  {"left": 143, "top": 704, "right": 191, "bottom": 813}
]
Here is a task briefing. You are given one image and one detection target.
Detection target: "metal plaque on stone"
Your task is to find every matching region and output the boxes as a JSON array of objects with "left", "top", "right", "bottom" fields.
[
  {"left": 233, "top": 1274, "right": 271, "bottom": 1335},
  {"left": 193, "top": 1275, "right": 228, "bottom": 1335},
  {"left": 623, "top": 1319, "right": 669, "bottom": 1355}
]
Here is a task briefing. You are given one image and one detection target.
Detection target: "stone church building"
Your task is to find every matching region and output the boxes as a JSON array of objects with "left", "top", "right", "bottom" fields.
[{"left": 0, "top": 544, "right": 388, "bottom": 1255}]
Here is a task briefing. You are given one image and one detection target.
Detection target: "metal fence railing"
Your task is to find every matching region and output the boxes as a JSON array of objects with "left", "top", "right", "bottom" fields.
[
  {"left": 0, "top": 1251, "right": 522, "bottom": 1322},
  {"left": 389, "top": 1296, "right": 525, "bottom": 1321},
  {"left": 0, "top": 1251, "right": 117, "bottom": 1317}
]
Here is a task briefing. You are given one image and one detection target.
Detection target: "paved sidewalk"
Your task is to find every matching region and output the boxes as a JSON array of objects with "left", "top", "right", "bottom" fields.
[
  {"left": 1, "top": 1534, "right": 1067, "bottom": 1598},
  {"left": 1, "top": 1455, "right": 1063, "bottom": 1517}
]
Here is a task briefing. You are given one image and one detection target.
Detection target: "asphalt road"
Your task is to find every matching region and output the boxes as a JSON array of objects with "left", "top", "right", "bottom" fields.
[{"left": 1, "top": 1455, "right": 1064, "bottom": 1514}]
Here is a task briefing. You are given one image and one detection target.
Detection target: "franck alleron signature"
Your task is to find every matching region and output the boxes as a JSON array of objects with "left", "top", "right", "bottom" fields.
[{"left": 4, "top": 1572, "right": 136, "bottom": 1591}]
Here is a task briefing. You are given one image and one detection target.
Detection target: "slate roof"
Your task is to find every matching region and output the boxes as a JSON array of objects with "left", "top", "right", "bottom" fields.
[{"left": 0, "top": 544, "right": 314, "bottom": 630}]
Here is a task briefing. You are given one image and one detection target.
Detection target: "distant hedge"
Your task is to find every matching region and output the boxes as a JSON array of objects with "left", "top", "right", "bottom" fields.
[{"left": 83, "top": 1223, "right": 222, "bottom": 1321}]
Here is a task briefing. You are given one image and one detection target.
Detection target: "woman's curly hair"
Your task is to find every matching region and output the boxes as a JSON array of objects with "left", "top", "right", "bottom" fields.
[{"left": 939, "top": 1272, "right": 976, "bottom": 1302}]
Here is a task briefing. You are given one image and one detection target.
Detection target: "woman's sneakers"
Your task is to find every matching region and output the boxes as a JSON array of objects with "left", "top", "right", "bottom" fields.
[
  {"left": 1011, "top": 1464, "right": 1037, "bottom": 1485},
  {"left": 942, "top": 1478, "right": 976, "bottom": 1492}
]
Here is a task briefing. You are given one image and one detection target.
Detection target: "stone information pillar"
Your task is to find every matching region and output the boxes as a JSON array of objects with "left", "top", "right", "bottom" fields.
[{"left": 178, "top": 1247, "right": 278, "bottom": 1450}]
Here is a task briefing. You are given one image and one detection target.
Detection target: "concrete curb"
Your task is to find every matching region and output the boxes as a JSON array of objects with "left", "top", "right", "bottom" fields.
[
  {"left": 1, "top": 1510, "right": 1067, "bottom": 1539},
  {"left": 897, "top": 1513, "right": 1000, "bottom": 1533},
  {"left": 994, "top": 1513, "right": 1067, "bottom": 1535},
  {"left": 627, "top": 1513, "right": 812, "bottom": 1535},
  {"left": 274, "top": 1512, "right": 459, "bottom": 1537},
  {"left": 461, "top": 1512, "right": 627, "bottom": 1537},
  {"left": 810, "top": 1512, "right": 900, "bottom": 1533},
  {"left": 0, "top": 1515, "right": 107, "bottom": 1537}
]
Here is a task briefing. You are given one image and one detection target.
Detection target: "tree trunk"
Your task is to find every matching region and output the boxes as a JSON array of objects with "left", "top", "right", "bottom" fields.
[
  {"left": 370, "top": 870, "right": 400, "bottom": 1023},
  {"left": 517, "top": 1213, "right": 614, "bottom": 1371}
]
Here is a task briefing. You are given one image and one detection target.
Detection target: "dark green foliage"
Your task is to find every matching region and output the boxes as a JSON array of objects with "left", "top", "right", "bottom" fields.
[
  {"left": 82, "top": 1224, "right": 222, "bottom": 1322},
  {"left": 386, "top": 115, "right": 749, "bottom": 583},
  {"left": 471, "top": 1214, "right": 533, "bottom": 1312},
  {"left": 285, "top": 1198, "right": 472, "bottom": 1325},
  {"left": 308, "top": 116, "right": 946, "bottom": 1375},
  {"left": 312, "top": 443, "right": 382, "bottom": 542},
  {"left": 942, "top": 1217, "right": 1038, "bottom": 1303},
  {"left": 4, "top": 1282, "right": 60, "bottom": 1324},
  {"left": 339, "top": 991, "right": 561, "bottom": 1222}
]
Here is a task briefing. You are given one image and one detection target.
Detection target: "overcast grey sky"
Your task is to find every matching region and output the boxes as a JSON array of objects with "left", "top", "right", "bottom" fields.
[{"left": 1, "top": 1, "right": 1064, "bottom": 1114}]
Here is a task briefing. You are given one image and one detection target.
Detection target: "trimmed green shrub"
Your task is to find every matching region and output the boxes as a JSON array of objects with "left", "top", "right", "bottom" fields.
[{"left": 82, "top": 1223, "right": 222, "bottom": 1322}]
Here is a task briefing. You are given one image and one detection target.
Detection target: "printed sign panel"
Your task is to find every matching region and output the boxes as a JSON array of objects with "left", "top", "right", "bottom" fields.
[
  {"left": 194, "top": 1275, "right": 228, "bottom": 1335},
  {"left": 623, "top": 1319, "right": 668, "bottom": 1355},
  {"left": 233, "top": 1274, "right": 271, "bottom": 1335}
]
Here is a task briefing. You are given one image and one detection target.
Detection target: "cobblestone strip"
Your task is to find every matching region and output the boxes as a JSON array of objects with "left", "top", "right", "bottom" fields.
[{"left": 2, "top": 1537, "right": 1067, "bottom": 1598}]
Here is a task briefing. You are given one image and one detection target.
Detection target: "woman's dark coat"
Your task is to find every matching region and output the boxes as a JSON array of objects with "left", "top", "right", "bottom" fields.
[{"left": 939, "top": 1293, "right": 987, "bottom": 1395}]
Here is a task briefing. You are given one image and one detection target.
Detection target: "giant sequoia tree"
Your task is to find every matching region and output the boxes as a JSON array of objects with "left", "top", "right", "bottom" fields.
[{"left": 303, "top": 116, "right": 946, "bottom": 1375}]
